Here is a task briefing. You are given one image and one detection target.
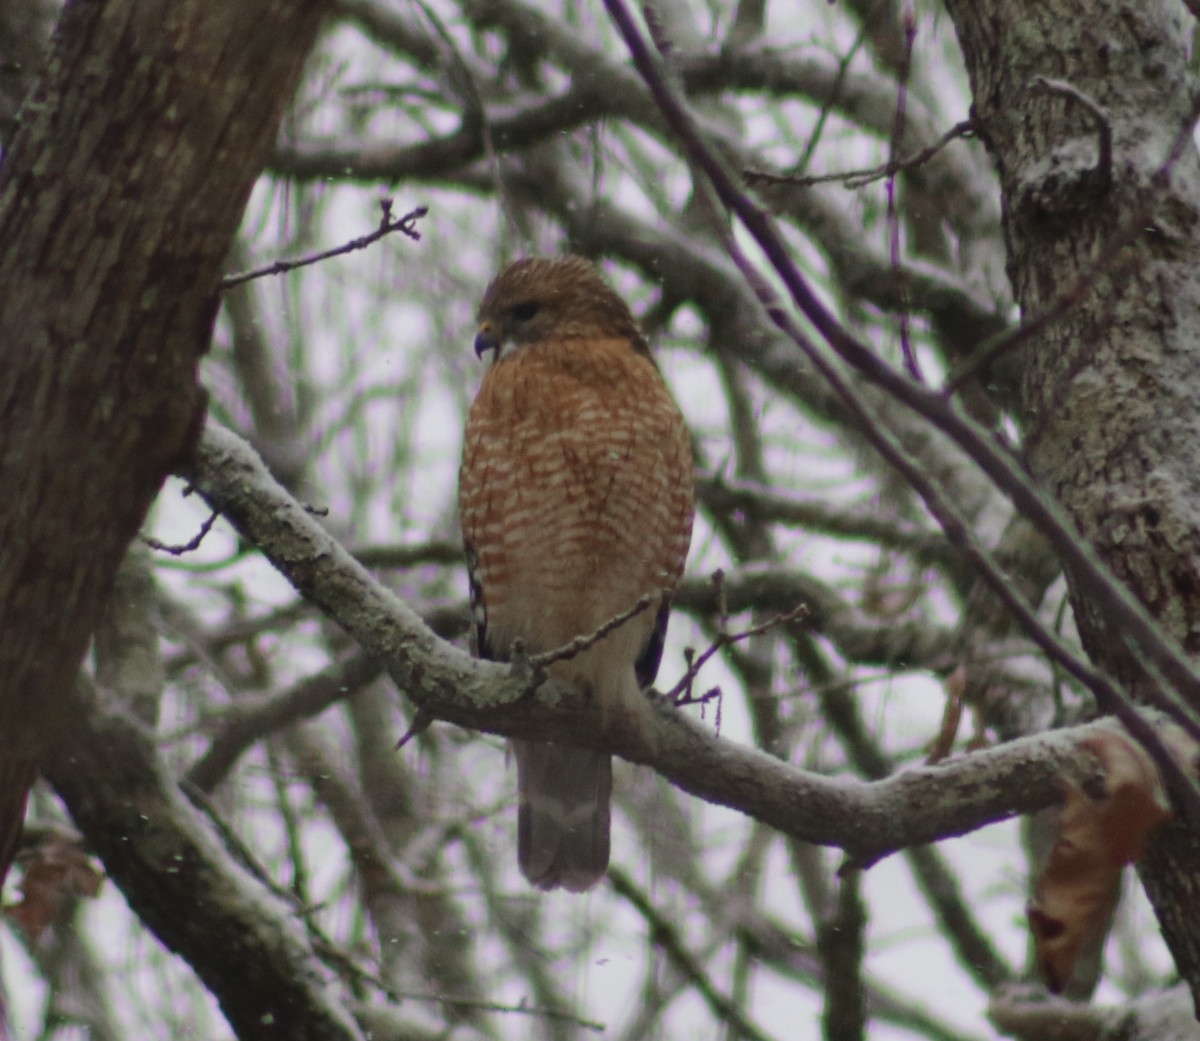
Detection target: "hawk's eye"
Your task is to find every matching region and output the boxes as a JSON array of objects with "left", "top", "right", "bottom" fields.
[{"left": 510, "top": 301, "right": 540, "bottom": 322}]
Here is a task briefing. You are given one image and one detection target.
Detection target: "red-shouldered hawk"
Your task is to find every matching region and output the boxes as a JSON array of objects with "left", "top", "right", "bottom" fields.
[{"left": 458, "top": 256, "right": 694, "bottom": 892}]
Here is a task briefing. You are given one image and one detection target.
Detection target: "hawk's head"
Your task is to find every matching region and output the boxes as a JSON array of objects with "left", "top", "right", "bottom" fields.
[{"left": 474, "top": 255, "right": 649, "bottom": 361}]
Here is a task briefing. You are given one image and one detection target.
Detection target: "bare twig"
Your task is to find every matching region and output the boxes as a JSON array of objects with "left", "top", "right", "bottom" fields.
[
  {"left": 392, "top": 706, "right": 434, "bottom": 751},
  {"left": 793, "top": 21, "right": 870, "bottom": 177},
  {"left": 888, "top": 5, "right": 920, "bottom": 382},
  {"left": 350, "top": 540, "right": 464, "bottom": 569},
  {"left": 219, "top": 200, "right": 428, "bottom": 289},
  {"left": 697, "top": 474, "right": 958, "bottom": 567},
  {"left": 941, "top": 284, "right": 1090, "bottom": 396},
  {"left": 371, "top": 990, "right": 605, "bottom": 1033},
  {"left": 671, "top": 603, "right": 809, "bottom": 704},
  {"left": 927, "top": 664, "right": 967, "bottom": 764},
  {"left": 610, "top": 868, "right": 781, "bottom": 1041},
  {"left": 526, "top": 593, "right": 655, "bottom": 671},
  {"left": 266, "top": 740, "right": 311, "bottom": 910},
  {"left": 310, "top": 911, "right": 608, "bottom": 1033},
  {"left": 142, "top": 507, "right": 219, "bottom": 555},
  {"left": 714, "top": 567, "right": 729, "bottom": 634},
  {"left": 745, "top": 119, "right": 975, "bottom": 190}
]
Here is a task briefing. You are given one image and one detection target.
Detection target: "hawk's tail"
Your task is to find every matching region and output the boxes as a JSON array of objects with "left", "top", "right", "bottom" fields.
[{"left": 513, "top": 740, "right": 611, "bottom": 892}]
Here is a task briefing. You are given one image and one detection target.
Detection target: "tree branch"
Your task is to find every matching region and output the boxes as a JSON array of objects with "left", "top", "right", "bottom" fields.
[
  {"left": 219, "top": 200, "right": 427, "bottom": 289},
  {"left": 182, "top": 421, "right": 1120, "bottom": 866},
  {"left": 46, "top": 680, "right": 366, "bottom": 1041},
  {"left": 186, "top": 651, "right": 384, "bottom": 793}
]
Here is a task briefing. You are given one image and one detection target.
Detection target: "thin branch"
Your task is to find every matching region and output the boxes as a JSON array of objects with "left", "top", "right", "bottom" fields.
[
  {"left": 818, "top": 870, "right": 867, "bottom": 1041},
  {"left": 791, "top": 21, "right": 870, "bottom": 177},
  {"left": 670, "top": 603, "right": 809, "bottom": 704},
  {"left": 610, "top": 868, "right": 781, "bottom": 1041},
  {"left": 142, "top": 507, "right": 220, "bottom": 556},
  {"left": 887, "top": 4, "right": 920, "bottom": 382},
  {"left": 747, "top": 120, "right": 977, "bottom": 190},
  {"left": 704, "top": 474, "right": 957, "bottom": 561},
  {"left": 266, "top": 740, "right": 311, "bottom": 910},
  {"left": 312, "top": 895, "right": 606, "bottom": 1033},
  {"left": 284, "top": 725, "right": 445, "bottom": 898},
  {"left": 186, "top": 651, "right": 383, "bottom": 793},
  {"left": 219, "top": 200, "right": 427, "bottom": 289},
  {"left": 367, "top": 992, "right": 605, "bottom": 1034},
  {"left": 526, "top": 593, "right": 655, "bottom": 672},
  {"left": 350, "top": 540, "right": 463, "bottom": 569},
  {"left": 907, "top": 844, "right": 1015, "bottom": 988}
]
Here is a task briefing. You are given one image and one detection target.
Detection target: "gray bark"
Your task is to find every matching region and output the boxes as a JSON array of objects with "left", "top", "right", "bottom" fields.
[{"left": 942, "top": 0, "right": 1200, "bottom": 1004}]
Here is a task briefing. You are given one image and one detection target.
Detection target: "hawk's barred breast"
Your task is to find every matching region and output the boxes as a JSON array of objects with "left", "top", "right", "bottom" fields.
[{"left": 460, "top": 335, "right": 692, "bottom": 676}]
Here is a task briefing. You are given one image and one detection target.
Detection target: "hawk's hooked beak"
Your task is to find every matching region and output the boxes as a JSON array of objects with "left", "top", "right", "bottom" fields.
[{"left": 474, "top": 320, "right": 501, "bottom": 360}]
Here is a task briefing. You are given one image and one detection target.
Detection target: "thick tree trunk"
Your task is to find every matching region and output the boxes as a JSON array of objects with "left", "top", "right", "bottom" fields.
[
  {"left": 0, "top": 0, "right": 331, "bottom": 882},
  {"left": 0, "top": 0, "right": 54, "bottom": 134},
  {"left": 943, "top": 0, "right": 1200, "bottom": 1004}
]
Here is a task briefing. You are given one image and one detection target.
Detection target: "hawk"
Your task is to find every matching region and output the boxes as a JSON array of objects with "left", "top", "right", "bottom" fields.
[{"left": 458, "top": 255, "right": 694, "bottom": 892}]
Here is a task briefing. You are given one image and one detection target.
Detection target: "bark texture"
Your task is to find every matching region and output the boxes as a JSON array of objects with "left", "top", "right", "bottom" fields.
[
  {"left": 0, "top": 0, "right": 331, "bottom": 882},
  {"left": 47, "top": 682, "right": 366, "bottom": 1041},
  {"left": 942, "top": 0, "right": 1200, "bottom": 1003}
]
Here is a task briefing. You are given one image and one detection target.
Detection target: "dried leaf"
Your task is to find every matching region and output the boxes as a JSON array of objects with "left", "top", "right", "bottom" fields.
[
  {"left": 5, "top": 830, "right": 103, "bottom": 941},
  {"left": 1028, "top": 727, "right": 1173, "bottom": 993}
]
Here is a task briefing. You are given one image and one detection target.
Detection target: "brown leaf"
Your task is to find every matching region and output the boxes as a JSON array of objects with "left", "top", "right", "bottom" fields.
[
  {"left": 5, "top": 830, "right": 103, "bottom": 941},
  {"left": 1028, "top": 726, "right": 1173, "bottom": 993}
]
